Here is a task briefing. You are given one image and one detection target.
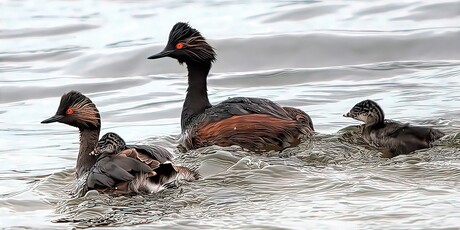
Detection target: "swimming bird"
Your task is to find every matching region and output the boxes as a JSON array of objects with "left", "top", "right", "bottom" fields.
[
  {"left": 343, "top": 99, "right": 445, "bottom": 158},
  {"left": 41, "top": 91, "right": 199, "bottom": 195},
  {"left": 147, "top": 22, "right": 314, "bottom": 152}
]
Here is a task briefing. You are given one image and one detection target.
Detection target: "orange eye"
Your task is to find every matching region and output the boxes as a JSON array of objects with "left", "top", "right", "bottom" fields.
[
  {"left": 66, "top": 108, "right": 74, "bottom": 115},
  {"left": 176, "top": 43, "right": 184, "bottom": 49}
]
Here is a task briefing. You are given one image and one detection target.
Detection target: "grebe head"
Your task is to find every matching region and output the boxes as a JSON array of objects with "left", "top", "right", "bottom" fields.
[
  {"left": 41, "top": 91, "right": 100, "bottom": 130},
  {"left": 343, "top": 99, "right": 385, "bottom": 125},
  {"left": 147, "top": 22, "right": 216, "bottom": 64},
  {"left": 90, "top": 132, "right": 126, "bottom": 156}
]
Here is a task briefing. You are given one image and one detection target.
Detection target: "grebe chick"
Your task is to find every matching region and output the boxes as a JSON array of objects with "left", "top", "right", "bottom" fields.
[
  {"left": 91, "top": 132, "right": 173, "bottom": 168},
  {"left": 343, "top": 99, "right": 445, "bottom": 158},
  {"left": 90, "top": 132, "right": 126, "bottom": 156},
  {"left": 41, "top": 91, "right": 199, "bottom": 195},
  {"left": 147, "top": 22, "right": 314, "bottom": 152}
]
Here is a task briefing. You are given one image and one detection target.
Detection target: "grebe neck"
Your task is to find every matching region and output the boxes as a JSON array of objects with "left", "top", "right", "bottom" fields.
[
  {"left": 181, "top": 61, "right": 212, "bottom": 130},
  {"left": 76, "top": 128, "right": 100, "bottom": 178}
]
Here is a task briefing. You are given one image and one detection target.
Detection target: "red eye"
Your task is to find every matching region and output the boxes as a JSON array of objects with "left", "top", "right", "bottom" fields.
[
  {"left": 176, "top": 43, "right": 184, "bottom": 49},
  {"left": 66, "top": 108, "right": 74, "bottom": 115}
]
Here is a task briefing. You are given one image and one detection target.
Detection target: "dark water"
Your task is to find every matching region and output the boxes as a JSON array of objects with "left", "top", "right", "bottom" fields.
[{"left": 1, "top": 0, "right": 460, "bottom": 229}]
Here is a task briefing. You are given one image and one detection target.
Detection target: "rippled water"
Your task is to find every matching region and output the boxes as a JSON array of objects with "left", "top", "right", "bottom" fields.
[{"left": 1, "top": 0, "right": 460, "bottom": 229}]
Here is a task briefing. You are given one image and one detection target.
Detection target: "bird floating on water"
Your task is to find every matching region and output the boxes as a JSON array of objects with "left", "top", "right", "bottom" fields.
[
  {"left": 343, "top": 99, "right": 445, "bottom": 158},
  {"left": 41, "top": 91, "right": 198, "bottom": 195},
  {"left": 148, "top": 22, "right": 314, "bottom": 152}
]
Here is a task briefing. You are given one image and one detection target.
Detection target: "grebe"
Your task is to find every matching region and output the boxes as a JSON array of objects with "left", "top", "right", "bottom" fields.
[
  {"left": 148, "top": 22, "right": 314, "bottom": 152},
  {"left": 41, "top": 91, "right": 198, "bottom": 194},
  {"left": 344, "top": 99, "right": 445, "bottom": 158}
]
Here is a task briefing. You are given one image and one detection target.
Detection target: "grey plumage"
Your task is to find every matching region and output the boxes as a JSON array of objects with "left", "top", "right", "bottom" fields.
[
  {"left": 344, "top": 99, "right": 445, "bottom": 157},
  {"left": 87, "top": 132, "right": 198, "bottom": 192}
]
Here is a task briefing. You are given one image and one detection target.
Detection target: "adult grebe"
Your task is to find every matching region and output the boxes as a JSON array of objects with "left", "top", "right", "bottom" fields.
[
  {"left": 41, "top": 91, "right": 198, "bottom": 194},
  {"left": 148, "top": 22, "right": 314, "bottom": 152}
]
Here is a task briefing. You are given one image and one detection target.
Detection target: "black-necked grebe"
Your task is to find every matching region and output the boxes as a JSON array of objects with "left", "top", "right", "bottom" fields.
[
  {"left": 41, "top": 91, "right": 198, "bottom": 194},
  {"left": 147, "top": 22, "right": 314, "bottom": 152},
  {"left": 344, "top": 99, "right": 445, "bottom": 158}
]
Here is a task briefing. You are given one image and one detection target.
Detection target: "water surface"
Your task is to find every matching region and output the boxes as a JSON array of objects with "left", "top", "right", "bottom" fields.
[{"left": 1, "top": 0, "right": 460, "bottom": 229}]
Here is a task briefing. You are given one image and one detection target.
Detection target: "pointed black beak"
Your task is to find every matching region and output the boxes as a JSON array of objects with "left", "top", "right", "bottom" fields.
[
  {"left": 147, "top": 49, "right": 173, "bottom": 59},
  {"left": 41, "top": 115, "right": 64, "bottom": 124},
  {"left": 343, "top": 112, "right": 351, "bottom": 118}
]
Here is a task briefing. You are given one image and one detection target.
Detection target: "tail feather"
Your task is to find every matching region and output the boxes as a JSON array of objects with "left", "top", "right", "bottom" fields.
[
  {"left": 173, "top": 165, "right": 200, "bottom": 181},
  {"left": 128, "top": 163, "right": 199, "bottom": 193}
]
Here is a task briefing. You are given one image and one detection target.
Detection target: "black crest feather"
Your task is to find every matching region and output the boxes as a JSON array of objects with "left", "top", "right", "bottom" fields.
[
  {"left": 56, "top": 90, "right": 101, "bottom": 129},
  {"left": 166, "top": 22, "right": 216, "bottom": 63},
  {"left": 57, "top": 91, "right": 92, "bottom": 113},
  {"left": 168, "top": 22, "right": 202, "bottom": 44}
]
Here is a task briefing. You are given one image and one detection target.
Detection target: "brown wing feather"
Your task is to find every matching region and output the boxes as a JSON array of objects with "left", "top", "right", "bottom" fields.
[
  {"left": 125, "top": 144, "right": 174, "bottom": 163},
  {"left": 118, "top": 148, "right": 161, "bottom": 168},
  {"left": 194, "top": 114, "right": 309, "bottom": 152}
]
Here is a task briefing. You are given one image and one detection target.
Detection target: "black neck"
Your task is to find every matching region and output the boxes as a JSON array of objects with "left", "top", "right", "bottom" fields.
[
  {"left": 181, "top": 61, "right": 212, "bottom": 130},
  {"left": 76, "top": 127, "right": 100, "bottom": 178}
]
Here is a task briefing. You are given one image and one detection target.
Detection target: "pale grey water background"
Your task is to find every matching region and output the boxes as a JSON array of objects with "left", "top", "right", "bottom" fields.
[{"left": 1, "top": 0, "right": 460, "bottom": 229}]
